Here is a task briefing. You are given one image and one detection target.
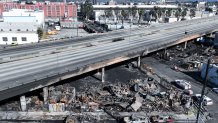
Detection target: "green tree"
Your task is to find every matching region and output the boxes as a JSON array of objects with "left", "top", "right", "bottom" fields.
[
  {"left": 191, "top": 1, "right": 198, "bottom": 8},
  {"left": 175, "top": 8, "right": 182, "bottom": 21},
  {"left": 131, "top": 6, "right": 137, "bottom": 18},
  {"left": 127, "top": 7, "right": 132, "bottom": 20},
  {"left": 149, "top": 6, "right": 160, "bottom": 21},
  {"left": 37, "top": 28, "right": 43, "bottom": 39},
  {"left": 166, "top": 8, "right": 172, "bottom": 17},
  {"left": 138, "top": 9, "right": 144, "bottom": 24},
  {"left": 81, "top": 0, "right": 93, "bottom": 20},
  {"left": 153, "top": 6, "right": 162, "bottom": 21},
  {"left": 189, "top": 9, "right": 196, "bottom": 19},
  {"left": 149, "top": 10, "right": 156, "bottom": 21},
  {"left": 121, "top": 9, "right": 128, "bottom": 26},
  {"left": 161, "top": 7, "right": 167, "bottom": 18},
  {"left": 105, "top": 8, "right": 113, "bottom": 19},
  {"left": 205, "top": 7, "right": 213, "bottom": 13},
  {"left": 114, "top": 7, "right": 120, "bottom": 21},
  {"left": 121, "top": 10, "right": 128, "bottom": 19},
  {"left": 181, "top": 8, "right": 188, "bottom": 19}
]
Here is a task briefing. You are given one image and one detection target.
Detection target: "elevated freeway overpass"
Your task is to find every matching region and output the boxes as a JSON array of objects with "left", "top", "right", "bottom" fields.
[
  {"left": 0, "top": 17, "right": 218, "bottom": 101},
  {"left": 93, "top": 4, "right": 178, "bottom": 10}
]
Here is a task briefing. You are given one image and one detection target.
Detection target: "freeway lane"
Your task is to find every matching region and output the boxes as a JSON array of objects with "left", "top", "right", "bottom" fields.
[
  {"left": 1, "top": 19, "right": 218, "bottom": 80},
  {"left": 0, "top": 19, "right": 216, "bottom": 76},
  {"left": 0, "top": 20, "right": 216, "bottom": 77},
  {"left": 0, "top": 16, "right": 217, "bottom": 63},
  {"left": 0, "top": 17, "right": 217, "bottom": 101},
  {"left": 0, "top": 19, "right": 218, "bottom": 86}
]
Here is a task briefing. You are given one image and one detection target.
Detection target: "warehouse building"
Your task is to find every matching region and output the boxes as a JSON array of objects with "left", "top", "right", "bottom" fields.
[
  {"left": 0, "top": 22, "right": 38, "bottom": 45},
  {"left": 0, "top": 8, "right": 42, "bottom": 45},
  {"left": 0, "top": 32, "right": 38, "bottom": 45},
  {"left": 0, "top": 21, "right": 39, "bottom": 45}
]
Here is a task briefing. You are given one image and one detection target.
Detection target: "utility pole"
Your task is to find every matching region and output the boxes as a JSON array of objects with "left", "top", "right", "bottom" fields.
[
  {"left": 77, "top": 23, "right": 79, "bottom": 37},
  {"left": 195, "top": 59, "right": 211, "bottom": 123}
]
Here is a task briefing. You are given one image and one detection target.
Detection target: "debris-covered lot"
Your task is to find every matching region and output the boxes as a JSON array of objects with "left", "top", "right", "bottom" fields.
[{"left": 0, "top": 65, "right": 201, "bottom": 123}]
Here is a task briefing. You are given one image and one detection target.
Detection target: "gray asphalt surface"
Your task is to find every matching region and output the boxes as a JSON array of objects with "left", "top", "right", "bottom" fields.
[
  {"left": 0, "top": 16, "right": 216, "bottom": 62},
  {"left": 142, "top": 57, "right": 218, "bottom": 122},
  {"left": 0, "top": 16, "right": 218, "bottom": 101}
]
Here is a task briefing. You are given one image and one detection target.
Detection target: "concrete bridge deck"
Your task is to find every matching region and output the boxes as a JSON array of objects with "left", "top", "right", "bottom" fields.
[{"left": 0, "top": 16, "right": 218, "bottom": 101}]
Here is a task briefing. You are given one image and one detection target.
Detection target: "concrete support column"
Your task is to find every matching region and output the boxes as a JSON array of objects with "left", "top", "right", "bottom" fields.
[
  {"left": 101, "top": 67, "right": 105, "bottom": 83},
  {"left": 43, "top": 87, "right": 49, "bottom": 104},
  {"left": 210, "top": 33, "right": 213, "bottom": 37},
  {"left": 184, "top": 41, "right": 187, "bottom": 49},
  {"left": 164, "top": 48, "right": 167, "bottom": 55},
  {"left": 137, "top": 56, "right": 141, "bottom": 68},
  {"left": 96, "top": 69, "right": 101, "bottom": 75},
  {"left": 20, "top": 95, "right": 26, "bottom": 111}
]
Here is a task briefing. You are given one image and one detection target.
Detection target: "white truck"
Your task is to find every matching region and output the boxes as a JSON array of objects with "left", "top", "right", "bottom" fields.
[{"left": 55, "top": 26, "right": 61, "bottom": 31}]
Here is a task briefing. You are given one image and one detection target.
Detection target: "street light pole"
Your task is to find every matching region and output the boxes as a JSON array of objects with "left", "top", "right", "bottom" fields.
[
  {"left": 77, "top": 22, "right": 79, "bottom": 37},
  {"left": 195, "top": 58, "right": 211, "bottom": 123},
  {"left": 129, "top": 20, "right": 132, "bottom": 45}
]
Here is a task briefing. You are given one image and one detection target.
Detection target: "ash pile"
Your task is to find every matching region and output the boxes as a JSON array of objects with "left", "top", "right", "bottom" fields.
[
  {"left": 0, "top": 78, "right": 195, "bottom": 123},
  {"left": 155, "top": 41, "right": 217, "bottom": 71},
  {"left": 39, "top": 78, "right": 193, "bottom": 114}
]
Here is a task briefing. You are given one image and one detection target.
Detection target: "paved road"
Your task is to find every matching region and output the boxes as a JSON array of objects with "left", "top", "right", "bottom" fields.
[
  {"left": 142, "top": 57, "right": 218, "bottom": 122},
  {"left": 0, "top": 16, "right": 218, "bottom": 101},
  {"left": 0, "top": 16, "right": 216, "bottom": 63}
]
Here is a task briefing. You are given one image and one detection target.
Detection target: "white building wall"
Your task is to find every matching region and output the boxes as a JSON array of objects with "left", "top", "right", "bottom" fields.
[
  {"left": 0, "top": 33, "right": 38, "bottom": 45},
  {"left": 0, "top": 22, "right": 38, "bottom": 32},
  {"left": 2, "top": 9, "right": 45, "bottom": 28},
  {"left": 95, "top": 10, "right": 105, "bottom": 21},
  {"left": 3, "top": 16, "right": 37, "bottom": 23}
]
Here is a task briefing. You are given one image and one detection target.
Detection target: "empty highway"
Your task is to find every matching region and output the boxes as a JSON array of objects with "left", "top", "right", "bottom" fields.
[
  {"left": 0, "top": 16, "right": 216, "bottom": 63},
  {"left": 0, "top": 16, "right": 218, "bottom": 101}
]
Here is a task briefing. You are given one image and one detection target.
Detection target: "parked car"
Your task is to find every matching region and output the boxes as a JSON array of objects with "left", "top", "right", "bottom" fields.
[
  {"left": 183, "top": 89, "right": 193, "bottom": 95},
  {"left": 212, "top": 88, "right": 218, "bottom": 94},
  {"left": 192, "top": 94, "right": 213, "bottom": 106},
  {"left": 173, "top": 80, "right": 191, "bottom": 90}
]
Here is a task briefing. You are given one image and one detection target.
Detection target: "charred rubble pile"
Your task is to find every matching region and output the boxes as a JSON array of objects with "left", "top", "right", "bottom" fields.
[
  {"left": 10, "top": 79, "right": 192, "bottom": 114},
  {"left": 155, "top": 41, "right": 217, "bottom": 71}
]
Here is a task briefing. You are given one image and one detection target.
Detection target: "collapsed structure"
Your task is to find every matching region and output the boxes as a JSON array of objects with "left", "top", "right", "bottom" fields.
[{"left": 0, "top": 76, "right": 196, "bottom": 123}]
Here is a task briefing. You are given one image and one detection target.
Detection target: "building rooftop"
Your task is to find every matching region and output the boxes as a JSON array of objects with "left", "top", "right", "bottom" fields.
[{"left": 0, "top": 22, "right": 38, "bottom": 32}]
